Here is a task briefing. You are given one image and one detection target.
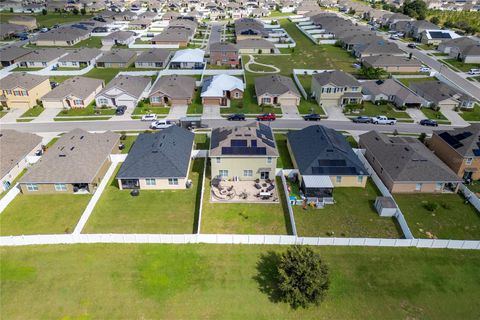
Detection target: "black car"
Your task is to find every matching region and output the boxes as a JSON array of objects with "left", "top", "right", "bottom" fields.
[
  {"left": 407, "top": 43, "right": 416, "bottom": 49},
  {"left": 420, "top": 119, "right": 438, "bottom": 126},
  {"left": 352, "top": 116, "right": 371, "bottom": 123},
  {"left": 115, "top": 105, "right": 127, "bottom": 115},
  {"left": 303, "top": 114, "right": 321, "bottom": 121},
  {"left": 227, "top": 113, "right": 246, "bottom": 121}
]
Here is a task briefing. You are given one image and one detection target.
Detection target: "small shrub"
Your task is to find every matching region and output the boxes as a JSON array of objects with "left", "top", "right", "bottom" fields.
[
  {"left": 419, "top": 132, "right": 427, "bottom": 143},
  {"left": 440, "top": 202, "right": 451, "bottom": 210},
  {"left": 424, "top": 202, "right": 439, "bottom": 212}
]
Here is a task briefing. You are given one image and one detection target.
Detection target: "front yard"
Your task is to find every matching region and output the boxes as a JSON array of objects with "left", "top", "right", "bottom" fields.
[
  {"left": 292, "top": 180, "right": 402, "bottom": 238},
  {"left": 396, "top": 193, "right": 480, "bottom": 240},
  {"left": 440, "top": 58, "right": 480, "bottom": 73},
  {"left": 0, "top": 194, "right": 91, "bottom": 236},
  {"left": 201, "top": 176, "right": 293, "bottom": 235},
  {"left": 83, "top": 159, "right": 204, "bottom": 234},
  {"left": 56, "top": 103, "right": 116, "bottom": 117},
  {"left": 460, "top": 104, "right": 480, "bottom": 122},
  {"left": 132, "top": 102, "right": 170, "bottom": 115},
  {"left": 19, "top": 106, "right": 44, "bottom": 118},
  {"left": 421, "top": 107, "right": 450, "bottom": 123},
  {"left": 344, "top": 101, "right": 411, "bottom": 119}
]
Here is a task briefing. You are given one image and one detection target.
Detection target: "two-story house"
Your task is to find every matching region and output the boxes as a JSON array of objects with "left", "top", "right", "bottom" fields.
[
  {"left": 311, "top": 70, "right": 362, "bottom": 108},
  {"left": 0, "top": 73, "right": 51, "bottom": 109},
  {"left": 209, "top": 42, "right": 240, "bottom": 67}
]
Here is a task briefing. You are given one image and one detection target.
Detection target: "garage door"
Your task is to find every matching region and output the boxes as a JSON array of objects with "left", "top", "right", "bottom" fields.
[
  {"left": 43, "top": 100, "right": 64, "bottom": 109},
  {"left": 171, "top": 99, "right": 189, "bottom": 106},
  {"left": 280, "top": 98, "right": 298, "bottom": 106},
  {"left": 117, "top": 100, "right": 135, "bottom": 109},
  {"left": 9, "top": 101, "right": 30, "bottom": 109}
]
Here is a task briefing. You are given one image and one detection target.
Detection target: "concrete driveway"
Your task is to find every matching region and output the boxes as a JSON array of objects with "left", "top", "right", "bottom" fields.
[
  {"left": 202, "top": 106, "right": 221, "bottom": 119},
  {"left": 0, "top": 108, "right": 25, "bottom": 123},
  {"left": 280, "top": 105, "right": 301, "bottom": 119},
  {"left": 31, "top": 108, "right": 62, "bottom": 123},
  {"left": 168, "top": 105, "right": 188, "bottom": 119},
  {"left": 324, "top": 105, "right": 349, "bottom": 121}
]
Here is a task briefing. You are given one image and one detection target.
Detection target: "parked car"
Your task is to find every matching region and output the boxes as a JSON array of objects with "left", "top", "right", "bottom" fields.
[
  {"left": 39, "top": 27, "right": 49, "bottom": 33},
  {"left": 468, "top": 68, "right": 480, "bottom": 75},
  {"left": 256, "top": 113, "right": 276, "bottom": 121},
  {"left": 407, "top": 43, "right": 416, "bottom": 49},
  {"left": 49, "top": 81, "right": 59, "bottom": 89},
  {"left": 115, "top": 105, "right": 127, "bottom": 115},
  {"left": 371, "top": 115, "right": 397, "bottom": 125},
  {"left": 352, "top": 63, "right": 362, "bottom": 69},
  {"left": 150, "top": 120, "right": 174, "bottom": 129},
  {"left": 303, "top": 113, "right": 321, "bottom": 121},
  {"left": 227, "top": 113, "right": 246, "bottom": 121},
  {"left": 141, "top": 113, "right": 157, "bottom": 121},
  {"left": 389, "top": 35, "right": 400, "bottom": 40},
  {"left": 419, "top": 66, "right": 431, "bottom": 72},
  {"left": 420, "top": 119, "right": 438, "bottom": 126},
  {"left": 352, "top": 116, "right": 371, "bottom": 123}
]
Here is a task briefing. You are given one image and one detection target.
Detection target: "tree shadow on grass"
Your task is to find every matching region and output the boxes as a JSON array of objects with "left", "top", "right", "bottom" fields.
[{"left": 253, "top": 251, "right": 283, "bottom": 303}]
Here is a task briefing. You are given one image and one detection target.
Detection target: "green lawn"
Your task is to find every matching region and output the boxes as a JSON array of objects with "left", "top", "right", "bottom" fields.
[
  {"left": 12, "top": 67, "right": 44, "bottom": 71},
  {"left": 396, "top": 193, "right": 480, "bottom": 240},
  {"left": 194, "top": 133, "right": 210, "bottom": 150},
  {"left": 201, "top": 176, "right": 292, "bottom": 235},
  {"left": 70, "top": 36, "right": 103, "bottom": 48},
  {"left": 187, "top": 89, "right": 203, "bottom": 114},
  {"left": 83, "top": 67, "right": 138, "bottom": 84},
  {"left": 0, "top": 169, "right": 27, "bottom": 200},
  {"left": 292, "top": 180, "right": 402, "bottom": 238},
  {"left": 56, "top": 104, "right": 115, "bottom": 116},
  {"left": 345, "top": 102, "right": 411, "bottom": 119},
  {"left": 346, "top": 135, "right": 358, "bottom": 148},
  {"left": 0, "top": 111, "right": 7, "bottom": 118},
  {"left": 0, "top": 194, "right": 91, "bottom": 236},
  {"left": 397, "top": 77, "right": 437, "bottom": 87},
  {"left": 460, "top": 104, "right": 480, "bottom": 122},
  {"left": 441, "top": 59, "right": 480, "bottom": 73},
  {"left": 49, "top": 75, "right": 73, "bottom": 83},
  {"left": 84, "top": 159, "right": 204, "bottom": 234},
  {"left": 275, "top": 134, "right": 294, "bottom": 169},
  {"left": 0, "top": 12, "right": 97, "bottom": 28},
  {"left": 421, "top": 107, "right": 450, "bottom": 123},
  {"left": 54, "top": 116, "right": 111, "bottom": 121},
  {"left": 253, "top": 20, "right": 357, "bottom": 75},
  {"left": 120, "top": 135, "right": 137, "bottom": 154},
  {"left": 19, "top": 106, "right": 44, "bottom": 118},
  {"left": 132, "top": 104, "right": 170, "bottom": 115},
  {"left": 1, "top": 244, "right": 480, "bottom": 319}
]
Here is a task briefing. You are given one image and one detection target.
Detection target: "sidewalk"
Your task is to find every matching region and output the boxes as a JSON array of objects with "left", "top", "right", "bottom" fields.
[
  {"left": 404, "top": 108, "right": 424, "bottom": 123},
  {"left": 31, "top": 108, "right": 61, "bottom": 123},
  {"left": 202, "top": 105, "right": 221, "bottom": 119},
  {"left": 0, "top": 108, "right": 24, "bottom": 123}
]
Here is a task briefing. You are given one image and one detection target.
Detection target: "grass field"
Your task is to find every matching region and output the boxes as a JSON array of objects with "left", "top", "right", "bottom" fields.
[
  {"left": 275, "top": 134, "right": 294, "bottom": 169},
  {"left": 56, "top": 104, "right": 116, "bottom": 116},
  {"left": 83, "top": 67, "right": 138, "bottom": 84},
  {"left": 441, "top": 59, "right": 480, "bottom": 73},
  {"left": 1, "top": 244, "right": 480, "bottom": 319},
  {"left": 84, "top": 159, "right": 204, "bottom": 234},
  {"left": 421, "top": 107, "right": 450, "bottom": 122},
  {"left": 460, "top": 104, "right": 480, "bottom": 122},
  {"left": 396, "top": 193, "right": 480, "bottom": 240},
  {"left": 201, "top": 176, "right": 292, "bottom": 235},
  {"left": 19, "top": 106, "right": 44, "bottom": 118},
  {"left": 133, "top": 104, "right": 170, "bottom": 115},
  {"left": 293, "top": 180, "right": 402, "bottom": 238},
  {"left": 345, "top": 102, "right": 411, "bottom": 119},
  {"left": 70, "top": 36, "right": 103, "bottom": 48},
  {"left": 120, "top": 135, "right": 137, "bottom": 154},
  {"left": 194, "top": 133, "right": 210, "bottom": 150},
  {"left": 187, "top": 89, "right": 203, "bottom": 114},
  {"left": 0, "top": 194, "right": 91, "bottom": 236},
  {"left": 397, "top": 77, "right": 437, "bottom": 87}
]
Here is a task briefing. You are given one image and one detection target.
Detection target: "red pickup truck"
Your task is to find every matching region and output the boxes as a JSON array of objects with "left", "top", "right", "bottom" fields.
[{"left": 256, "top": 113, "right": 276, "bottom": 121}]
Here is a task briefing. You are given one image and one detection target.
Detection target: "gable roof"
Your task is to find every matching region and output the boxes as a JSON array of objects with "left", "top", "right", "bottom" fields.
[
  {"left": 312, "top": 70, "right": 360, "bottom": 87},
  {"left": 149, "top": 75, "right": 195, "bottom": 99},
  {"left": 409, "top": 80, "right": 473, "bottom": 104},
  {"left": 97, "top": 49, "right": 136, "bottom": 63},
  {"left": 20, "top": 129, "right": 120, "bottom": 184},
  {"left": 58, "top": 48, "right": 102, "bottom": 63},
  {"left": 0, "top": 72, "right": 49, "bottom": 90},
  {"left": 0, "top": 46, "right": 32, "bottom": 62},
  {"left": 116, "top": 126, "right": 194, "bottom": 179},
  {"left": 0, "top": 130, "right": 42, "bottom": 178},
  {"left": 362, "top": 55, "right": 422, "bottom": 67},
  {"left": 353, "top": 40, "right": 403, "bottom": 55},
  {"left": 41, "top": 76, "right": 103, "bottom": 101},
  {"left": 359, "top": 130, "right": 460, "bottom": 183},
  {"left": 36, "top": 25, "right": 90, "bottom": 42},
  {"left": 171, "top": 48, "right": 205, "bottom": 63},
  {"left": 99, "top": 75, "right": 150, "bottom": 99},
  {"left": 136, "top": 49, "right": 172, "bottom": 63},
  {"left": 18, "top": 48, "right": 67, "bottom": 62},
  {"left": 287, "top": 125, "right": 368, "bottom": 176},
  {"left": 433, "top": 124, "right": 480, "bottom": 157},
  {"left": 209, "top": 42, "right": 238, "bottom": 52},
  {"left": 362, "top": 79, "right": 425, "bottom": 104},
  {"left": 236, "top": 38, "right": 275, "bottom": 50},
  {"left": 210, "top": 122, "right": 278, "bottom": 157},
  {"left": 254, "top": 74, "right": 300, "bottom": 97},
  {"left": 201, "top": 74, "right": 243, "bottom": 98}
]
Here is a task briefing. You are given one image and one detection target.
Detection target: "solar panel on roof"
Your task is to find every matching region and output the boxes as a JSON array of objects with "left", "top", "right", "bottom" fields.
[
  {"left": 251, "top": 140, "right": 257, "bottom": 147},
  {"left": 455, "top": 132, "right": 473, "bottom": 141},
  {"left": 231, "top": 139, "right": 247, "bottom": 147},
  {"left": 439, "top": 132, "right": 463, "bottom": 149}
]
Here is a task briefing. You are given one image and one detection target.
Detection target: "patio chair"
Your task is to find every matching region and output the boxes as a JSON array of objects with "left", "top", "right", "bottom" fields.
[
  {"left": 254, "top": 183, "right": 262, "bottom": 190},
  {"left": 227, "top": 185, "right": 234, "bottom": 192},
  {"left": 266, "top": 185, "right": 274, "bottom": 192}
]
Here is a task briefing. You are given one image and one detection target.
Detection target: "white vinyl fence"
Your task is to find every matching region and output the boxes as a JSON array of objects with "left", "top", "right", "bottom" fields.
[
  {"left": 280, "top": 172, "right": 297, "bottom": 236},
  {"left": 0, "top": 185, "right": 21, "bottom": 214},
  {"left": 459, "top": 184, "right": 480, "bottom": 212}
]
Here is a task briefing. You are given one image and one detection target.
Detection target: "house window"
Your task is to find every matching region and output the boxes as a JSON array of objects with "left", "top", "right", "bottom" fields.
[
  {"left": 98, "top": 98, "right": 108, "bottom": 105},
  {"left": 336, "top": 176, "right": 342, "bottom": 183},
  {"left": 415, "top": 183, "right": 422, "bottom": 191},
  {"left": 26, "top": 184, "right": 38, "bottom": 192},
  {"left": 216, "top": 157, "right": 221, "bottom": 163},
  {"left": 54, "top": 184, "right": 67, "bottom": 191},
  {"left": 42, "top": 62, "right": 47, "bottom": 67},
  {"left": 145, "top": 178, "right": 156, "bottom": 186},
  {"left": 267, "top": 157, "right": 272, "bottom": 164},
  {"left": 326, "top": 87, "right": 332, "bottom": 94},
  {"left": 262, "top": 97, "right": 270, "bottom": 104},
  {"left": 351, "top": 86, "right": 359, "bottom": 92},
  {"left": 357, "top": 176, "right": 364, "bottom": 184},
  {"left": 61, "top": 62, "right": 67, "bottom": 66},
  {"left": 244, "top": 170, "right": 253, "bottom": 177},
  {"left": 435, "top": 183, "right": 443, "bottom": 191},
  {"left": 466, "top": 157, "right": 473, "bottom": 165},
  {"left": 219, "top": 170, "right": 228, "bottom": 177},
  {"left": 74, "top": 99, "right": 83, "bottom": 105},
  {"left": 150, "top": 96, "right": 161, "bottom": 103},
  {"left": 235, "top": 92, "right": 239, "bottom": 98},
  {"left": 168, "top": 178, "right": 178, "bottom": 185}
]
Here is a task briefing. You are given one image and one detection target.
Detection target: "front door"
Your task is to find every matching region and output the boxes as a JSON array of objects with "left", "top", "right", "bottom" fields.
[
  {"left": 260, "top": 171, "right": 269, "bottom": 179},
  {"left": 463, "top": 171, "right": 473, "bottom": 181}
]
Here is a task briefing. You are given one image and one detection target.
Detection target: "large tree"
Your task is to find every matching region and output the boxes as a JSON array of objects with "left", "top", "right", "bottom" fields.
[
  {"left": 277, "top": 246, "right": 330, "bottom": 309},
  {"left": 402, "top": 0, "right": 427, "bottom": 20}
]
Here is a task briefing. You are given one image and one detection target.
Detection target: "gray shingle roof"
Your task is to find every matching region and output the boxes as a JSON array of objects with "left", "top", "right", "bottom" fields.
[
  {"left": 287, "top": 125, "right": 368, "bottom": 176},
  {"left": 359, "top": 130, "right": 460, "bottom": 182},
  {"left": 254, "top": 75, "right": 300, "bottom": 97},
  {"left": 136, "top": 49, "right": 172, "bottom": 63},
  {"left": 116, "top": 126, "right": 194, "bottom": 179},
  {"left": 149, "top": 75, "right": 195, "bottom": 99},
  {"left": 99, "top": 75, "right": 150, "bottom": 99},
  {"left": 362, "top": 55, "right": 422, "bottom": 68},
  {"left": 96, "top": 49, "right": 136, "bottom": 63},
  {"left": 58, "top": 48, "right": 102, "bottom": 63},
  {"left": 209, "top": 42, "right": 238, "bottom": 52},
  {"left": 41, "top": 76, "right": 104, "bottom": 101},
  {"left": 409, "top": 80, "right": 472, "bottom": 105},
  {"left": 0, "top": 72, "right": 49, "bottom": 90},
  {"left": 312, "top": 70, "right": 360, "bottom": 87},
  {"left": 0, "top": 130, "right": 42, "bottom": 178},
  {"left": 236, "top": 38, "right": 275, "bottom": 50},
  {"left": 36, "top": 25, "right": 90, "bottom": 42},
  {"left": 18, "top": 48, "right": 67, "bottom": 63},
  {"left": 20, "top": 129, "right": 120, "bottom": 184},
  {"left": 0, "top": 46, "right": 32, "bottom": 62},
  {"left": 433, "top": 124, "right": 480, "bottom": 157}
]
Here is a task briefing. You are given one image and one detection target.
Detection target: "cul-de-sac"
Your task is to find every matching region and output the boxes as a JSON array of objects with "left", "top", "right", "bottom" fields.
[{"left": 0, "top": 0, "right": 479, "bottom": 318}]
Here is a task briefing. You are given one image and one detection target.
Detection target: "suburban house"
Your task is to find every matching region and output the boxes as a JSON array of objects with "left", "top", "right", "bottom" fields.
[
  {"left": 409, "top": 80, "right": 476, "bottom": 109},
  {"left": 420, "top": 30, "right": 461, "bottom": 46},
  {"left": 428, "top": 124, "right": 480, "bottom": 181},
  {"left": 234, "top": 18, "right": 268, "bottom": 41},
  {"left": 362, "top": 79, "right": 428, "bottom": 108},
  {"left": 438, "top": 37, "right": 480, "bottom": 63},
  {"left": 41, "top": 76, "right": 104, "bottom": 109},
  {"left": 254, "top": 75, "right": 301, "bottom": 107},
  {"left": 57, "top": 48, "right": 103, "bottom": 68},
  {"left": 101, "top": 31, "right": 136, "bottom": 46},
  {"left": 148, "top": 75, "right": 196, "bottom": 106},
  {"left": 116, "top": 126, "right": 194, "bottom": 190},
  {"left": 353, "top": 40, "right": 404, "bottom": 58},
  {"left": 151, "top": 28, "right": 191, "bottom": 46},
  {"left": 201, "top": 74, "right": 244, "bottom": 106},
  {"left": 17, "top": 48, "right": 68, "bottom": 68},
  {"left": 134, "top": 49, "right": 172, "bottom": 68},
  {"left": 287, "top": 125, "right": 368, "bottom": 199},
  {"left": 0, "top": 73, "right": 51, "bottom": 109},
  {"left": 0, "top": 46, "right": 32, "bottom": 67},
  {"left": 209, "top": 42, "right": 240, "bottom": 67},
  {"left": 169, "top": 48, "right": 205, "bottom": 69},
  {"left": 361, "top": 55, "right": 422, "bottom": 73},
  {"left": 35, "top": 25, "right": 91, "bottom": 46},
  {"left": 7, "top": 16, "right": 37, "bottom": 30},
  {"left": 96, "top": 49, "right": 137, "bottom": 68},
  {"left": 0, "top": 130, "right": 42, "bottom": 192},
  {"left": 210, "top": 122, "right": 279, "bottom": 181},
  {"left": 236, "top": 39, "right": 278, "bottom": 54},
  {"left": 96, "top": 75, "right": 151, "bottom": 109},
  {"left": 359, "top": 130, "right": 461, "bottom": 193},
  {"left": 0, "top": 23, "right": 27, "bottom": 40},
  {"left": 311, "top": 70, "right": 362, "bottom": 108},
  {"left": 19, "top": 129, "right": 120, "bottom": 194}
]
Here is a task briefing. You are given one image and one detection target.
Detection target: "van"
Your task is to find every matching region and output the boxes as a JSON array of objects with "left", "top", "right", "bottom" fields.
[{"left": 468, "top": 69, "right": 480, "bottom": 75}]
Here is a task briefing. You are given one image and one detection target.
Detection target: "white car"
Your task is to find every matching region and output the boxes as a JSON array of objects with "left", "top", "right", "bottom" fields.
[
  {"left": 150, "top": 120, "right": 174, "bottom": 129},
  {"left": 468, "top": 69, "right": 480, "bottom": 75},
  {"left": 419, "top": 66, "right": 431, "bottom": 72},
  {"left": 141, "top": 113, "right": 157, "bottom": 121}
]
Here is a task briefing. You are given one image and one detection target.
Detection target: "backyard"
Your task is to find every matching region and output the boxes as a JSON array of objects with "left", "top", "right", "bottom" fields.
[
  {"left": 83, "top": 159, "right": 204, "bottom": 234},
  {"left": 0, "top": 194, "right": 91, "bottom": 236},
  {"left": 292, "top": 180, "right": 402, "bottom": 238},
  {"left": 274, "top": 134, "right": 294, "bottom": 169},
  {"left": 1, "top": 244, "right": 479, "bottom": 319},
  {"left": 396, "top": 193, "right": 480, "bottom": 240}
]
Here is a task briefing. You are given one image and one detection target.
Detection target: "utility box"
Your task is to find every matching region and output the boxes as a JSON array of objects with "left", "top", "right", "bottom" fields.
[{"left": 374, "top": 196, "right": 397, "bottom": 217}]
